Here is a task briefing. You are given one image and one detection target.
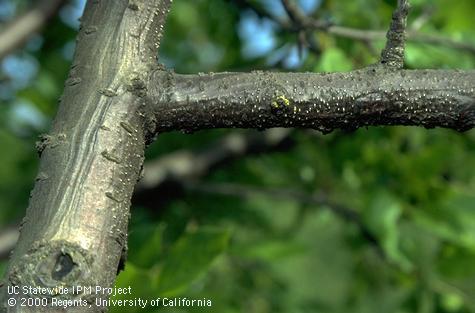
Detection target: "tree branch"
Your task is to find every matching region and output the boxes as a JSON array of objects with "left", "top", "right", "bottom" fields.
[
  {"left": 2, "top": 1, "right": 475, "bottom": 312},
  {"left": 148, "top": 68, "right": 475, "bottom": 134},
  {"left": 380, "top": 0, "right": 410, "bottom": 67},
  {"left": 281, "top": 0, "right": 323, "bottom": 56},
  {"left": 0, "top": 0, "right": 65, "bottom": 60},
  {"left": 1, "top": 0, "right": 172, "bottom": 312},
  {"left": 316, "top": 26, "right": 475, "bottom": 55},
  {"left": 244, "top": 0, "right": 475, "bottom": 55},
  {"left": 281, "top": 0, "right": 312, "bottom": 29}
]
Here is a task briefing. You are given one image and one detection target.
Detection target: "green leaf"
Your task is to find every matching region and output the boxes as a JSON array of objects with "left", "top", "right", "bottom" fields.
[
  {"left": 234, "top": 240, "right": 305, "bottom": 261},
  {"left": 114, "top": 263, "right": 156, "bottom": 300},
  {"left": 128, "top": 223, "right": 166, "bottom": 269},
  {"left": 440, "top": 292, "right": 464, "bottom": 312},
  {"left": 413, "top": 189, "right": 475, "bottom": 250},
  {"left": 157, "top": 228, "right": 230, "bottom": 296},
  {"left": 363, "top": 192, "right": 412, "bottom": 270}
]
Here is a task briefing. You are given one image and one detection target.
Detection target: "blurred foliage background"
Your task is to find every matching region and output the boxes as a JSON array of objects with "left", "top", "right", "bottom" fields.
[{"left": 1, "top": 0, "right": 475, "bottom": 312}]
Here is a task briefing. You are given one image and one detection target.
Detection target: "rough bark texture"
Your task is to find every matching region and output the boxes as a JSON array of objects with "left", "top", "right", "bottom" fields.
[
  {"left": 1, "top": 0, "right": 475, "bottom": 312},
  {"left": 1, "top": 0, "right": 171, "bottom": 312},
  {"left": 150, "top": 68, "right": 475, "bottom": 133},
  {"left": 380, "top": 0, "right": 409, "bottom": 68}
]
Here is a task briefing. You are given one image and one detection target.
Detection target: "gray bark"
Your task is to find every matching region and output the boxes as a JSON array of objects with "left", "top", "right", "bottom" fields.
[
  {"left": 150, "top": 68, "right": 475, "bottom": 133},
  {"left": 1, "top": 0, "right": 171, "bottom": 312},
  {"left": 1, "top": 0, "right": 474, "bottom": 312}
]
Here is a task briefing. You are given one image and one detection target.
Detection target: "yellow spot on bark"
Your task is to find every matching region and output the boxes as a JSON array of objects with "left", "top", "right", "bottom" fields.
[{"left": 271, "top": 95, "right": 290, "bottom": 108}]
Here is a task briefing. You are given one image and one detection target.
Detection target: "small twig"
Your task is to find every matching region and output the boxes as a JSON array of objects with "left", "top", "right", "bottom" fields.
[
  {"left": 281, "top": 0, "right": 307, "bottom": 28},
  {"left": 233, "top": 0, "right": 288, "bottom": 26},
  {"left": 246, "top": 0, "right": 475, "bottom": 56},
  {"left": 281, "top": 0, "right": 324, "bottom": 57},
  {"left": 380, "top": 0, "right": 410, "bottom": 68},
  {"left": 0, "top": 0, "right": 65, "bottom": 60},
  {"left": 283, "top": 0, "right": 411, "bottom": 68},
  {"left": 407, "top": 31, "right": 475, "bottom": 54},
  {"left": 324, "top": 26, "right": 475, "bottom": 55}
]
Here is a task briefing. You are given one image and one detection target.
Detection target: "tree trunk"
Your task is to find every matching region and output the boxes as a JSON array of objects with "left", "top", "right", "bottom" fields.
[
  {"left": 1, "top": 0, "right": 474, "bottom": 312},
  {"left": 1, "top": 1, "right": 171, "bottom": 312}
]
